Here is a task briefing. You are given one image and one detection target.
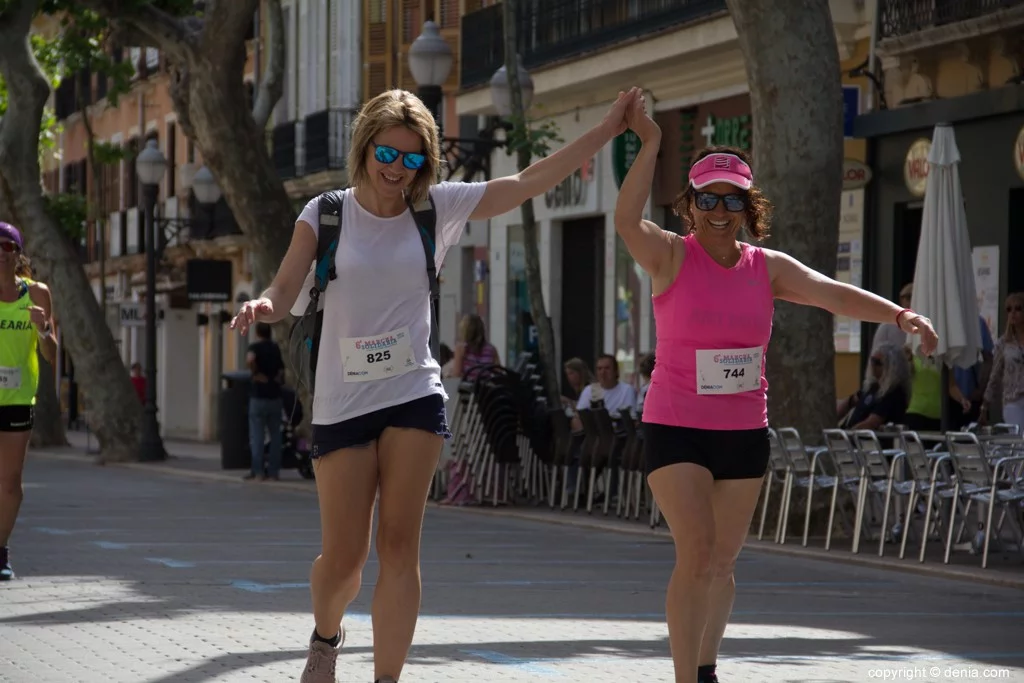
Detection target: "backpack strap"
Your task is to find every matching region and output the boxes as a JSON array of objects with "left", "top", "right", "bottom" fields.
[
  {"left": 406, "top": 193, "right": 440, "bottom": 362},
  {"left": 292, "top": 190, "right": 344, "bottom": 393}
]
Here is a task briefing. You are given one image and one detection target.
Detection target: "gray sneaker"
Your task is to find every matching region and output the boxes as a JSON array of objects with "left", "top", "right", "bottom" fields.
[{"left": 299, "top": 626, "right": 345, "bottom": 683}]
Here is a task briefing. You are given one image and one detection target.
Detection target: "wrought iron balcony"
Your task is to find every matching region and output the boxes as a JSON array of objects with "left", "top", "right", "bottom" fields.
[
  {"left": 879, "top": 0, "right": 1023, "bottom": 39},
  {"left": 303, "top": 108, "right": 354, "bottom": 175},
  {"left": 271, "top": 107, "right": 356, "bottom": 180},
  {"left": 460, "top": 0, "right": 726, "bottom": 90}
]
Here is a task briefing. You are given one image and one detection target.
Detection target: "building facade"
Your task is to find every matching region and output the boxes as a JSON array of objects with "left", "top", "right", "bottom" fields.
[
  {"left": 42, "top": 0, "right": 493, "bottom": 440},
  {"left": 40, "top": 20, "right": 258, "bottom": 441},
  {"left": 455, "top": 0, "right": 874, "bottom": 392},
  {"left": 853, "top": 0, "right": 1024, "bottom": 350}
]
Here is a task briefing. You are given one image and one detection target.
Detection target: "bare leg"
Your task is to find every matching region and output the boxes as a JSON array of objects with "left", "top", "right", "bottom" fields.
[
  {"left": 372, "top": 426, "right": 442, "bottom": 681},
  {"left": 308, "top": 444, "right": 379, "bottom": 639},
  {"left": 0, "top": 430, "right": 32, "bottom": 546},
  {"left": 647, "top": 463, "right": 716, "bottom": 683},
  {"left": 698, "top": 477, "right": 765, "bottom": 672}
]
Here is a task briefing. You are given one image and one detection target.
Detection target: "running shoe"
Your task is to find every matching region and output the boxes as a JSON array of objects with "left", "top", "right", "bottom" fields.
[
  {"left": 0, "top": 546, "right": 13, "bottom": 581},
  {"left": 300, "top": 625, "right": 345, "bottom": 683}
]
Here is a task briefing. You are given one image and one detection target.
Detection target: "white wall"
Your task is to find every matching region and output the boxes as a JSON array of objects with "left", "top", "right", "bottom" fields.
[{"left": 158, "top": 306, "right": 200, "bottom": 439}]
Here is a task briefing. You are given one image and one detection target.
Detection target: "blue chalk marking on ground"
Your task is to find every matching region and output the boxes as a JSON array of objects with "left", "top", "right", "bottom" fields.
[
  {"left": 93, "top": 541, "right": 130, "bottom": 550},
  {"left": 461, "top": 649, "right": 564, "bottom": 676},
  {"left": 145, "top": 557, "right": 198, "bottom": 569},
  {"left": 230, "top": 580, "right": 310, "bottom": 593}
]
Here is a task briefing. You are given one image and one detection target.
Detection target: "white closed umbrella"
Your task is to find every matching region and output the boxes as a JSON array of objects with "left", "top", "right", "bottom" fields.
[{"left": 909, "top": 123, "right": 982, "bottom": 430}]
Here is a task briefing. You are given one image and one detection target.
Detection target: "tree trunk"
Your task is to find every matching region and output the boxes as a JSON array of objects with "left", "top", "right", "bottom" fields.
[
  {"left": 29, "top": 352, "right": 67, "bottom": 448},
  {"left": 0, "top": 0, "right": 143, "bottom": 462},
  {"left": 502, "top": 0, "right": 561, "bottom": 407},
  {"left": 726, "top": 0, "right": 844, "bottom": 443}
]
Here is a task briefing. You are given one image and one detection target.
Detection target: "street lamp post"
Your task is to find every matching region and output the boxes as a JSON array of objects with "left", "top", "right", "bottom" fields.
[
  {"left": 135, "top": 139, "right": 168, "bottom": 462},
  {"left": 489, "top": 55, "right": 534, "bottom": 118},
  {"left": 408, "top": 20, "right": 453, "bottom": 133}
]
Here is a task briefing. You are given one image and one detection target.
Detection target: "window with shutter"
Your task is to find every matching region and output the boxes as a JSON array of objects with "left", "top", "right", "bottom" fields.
[
  {"left": 440, "top": 0, "right": 458, "bottom": 28},
  {"left": 280, "top": 1, "right": 295, "bottom": 122},
  {"left": 298, "top": 0, "right": 309, "bottom": 118},
  {"left": 329, "top": 0, "right": 341, "bottom": 108},
  {"left": 317, "top": 0, "right": 328, "bottom": 112},
  {"left": 364, "top": 0, "right": 390, "bottom": 101}
]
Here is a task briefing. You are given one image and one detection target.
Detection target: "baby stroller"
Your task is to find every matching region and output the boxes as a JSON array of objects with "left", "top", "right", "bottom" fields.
[{"left": 261, "top": 385, "right": 315, "bottom": 479}]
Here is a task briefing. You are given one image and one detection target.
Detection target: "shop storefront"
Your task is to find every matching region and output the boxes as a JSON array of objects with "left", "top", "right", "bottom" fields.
[{"left": 856, "top": 108, "right": 1024, "bottom": 340}]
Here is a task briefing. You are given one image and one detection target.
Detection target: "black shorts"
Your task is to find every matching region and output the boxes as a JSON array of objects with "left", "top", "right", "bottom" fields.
[
  {"left": 310, "top": 393, "right": 450, "bottom": 458},
  {"left": 643, "top": 422, "right": 769, "bottom": 480},
  {"left": 0, "top": 405, "right": 34, "bottom": 432}
]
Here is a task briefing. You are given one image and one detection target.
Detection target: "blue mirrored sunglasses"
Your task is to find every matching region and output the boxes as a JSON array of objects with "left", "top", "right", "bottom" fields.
[
  {"left": 373, "top": 142, "right": 426, "bottom": 171},
  {"left": 694, "top": 191, "right": 747, "bottom": 212}
]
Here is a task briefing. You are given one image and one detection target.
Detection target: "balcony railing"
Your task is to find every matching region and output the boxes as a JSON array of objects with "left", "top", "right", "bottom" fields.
[
  {"left": 460, "top": 0, "right": 726, "bottom": 89},
  {"left": 303, "top": 108, "right": 354, "bottom": 175},
  {"left": 272, "top": 107, "right": 356, "bottom": 180},
  {"left": 879, "top": 0, "right": 1023, "bottom": 39}
]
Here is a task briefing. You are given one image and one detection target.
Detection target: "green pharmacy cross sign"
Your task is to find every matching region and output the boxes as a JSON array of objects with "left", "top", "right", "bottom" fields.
[{"left": 612, "top": 129, "right": 642, "bottom": 189}]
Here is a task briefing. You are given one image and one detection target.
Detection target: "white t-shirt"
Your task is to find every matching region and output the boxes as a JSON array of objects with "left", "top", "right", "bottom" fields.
[
  {"left": 577, "top": 381, "right": 638, "bottom": 417},
  {"left": 294, "top": 182, "right": 487, "bottom": 425}
]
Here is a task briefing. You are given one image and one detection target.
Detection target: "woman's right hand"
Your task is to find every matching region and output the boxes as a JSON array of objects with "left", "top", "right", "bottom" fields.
[
  {"left": 230, "top": 297, "right": 274, "bottom": 335},
  {"left": 625, "top": 91, "right": 660, "bottom": 143}
]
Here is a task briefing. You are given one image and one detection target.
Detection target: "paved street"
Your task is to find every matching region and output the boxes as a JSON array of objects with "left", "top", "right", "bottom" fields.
[{"left": 1, "top": 456, "right": 1022, "bottom": 683}]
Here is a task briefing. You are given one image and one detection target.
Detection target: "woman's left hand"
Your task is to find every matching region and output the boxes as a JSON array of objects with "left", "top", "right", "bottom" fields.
[
  {"left": 899, "top": 312, "right": 938, "bottom": 356},
  {"left": 26, "top": 304, "right": 48, "bottom": 329}
]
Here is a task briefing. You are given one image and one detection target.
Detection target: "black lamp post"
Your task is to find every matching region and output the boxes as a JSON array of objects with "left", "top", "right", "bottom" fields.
[
  {"left": 135, "top": 141, "right": 222, "bottom": 461},
  {"left": 135, "top": 139, "right": 168, "bottom": 462},
  {"left": 408, "top": 20, "right": 453, "bottom": 134}
]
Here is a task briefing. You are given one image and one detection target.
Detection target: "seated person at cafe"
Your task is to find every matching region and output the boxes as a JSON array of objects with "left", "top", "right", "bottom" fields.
[
  {"left": 838, "top": 343, "right": 912, "bottom": 429},
  {"left": 577, "top": 353, "right": 637, "bottom": 418}
]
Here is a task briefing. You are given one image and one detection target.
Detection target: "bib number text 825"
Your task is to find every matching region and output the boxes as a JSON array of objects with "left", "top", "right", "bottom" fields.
[{"left": 367, "top": 350, "right": 392, "bottom": 364}]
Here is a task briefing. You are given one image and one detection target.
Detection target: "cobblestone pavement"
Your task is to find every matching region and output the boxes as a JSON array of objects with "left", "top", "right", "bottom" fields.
[{"left": 1, "top": 457, "right": 1022, "bottom": 683}]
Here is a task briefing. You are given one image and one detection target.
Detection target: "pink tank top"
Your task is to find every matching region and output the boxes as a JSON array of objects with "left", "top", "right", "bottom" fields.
[{"left": 643, "top": 233, "right": 774, "bottom": 430}]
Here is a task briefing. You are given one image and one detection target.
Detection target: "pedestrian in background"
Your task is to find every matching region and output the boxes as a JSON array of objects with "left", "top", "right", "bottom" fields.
[{"left": 245, "top": 322, "right": 285, "bottom": 481}]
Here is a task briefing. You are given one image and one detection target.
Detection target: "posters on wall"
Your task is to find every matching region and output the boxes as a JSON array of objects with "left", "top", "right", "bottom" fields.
[
  {"left": 973, "top": 245, "right": 1000, "bottom": 338},
  {"left": 834, "top": 189, "right": 864, "bottom": 352}
]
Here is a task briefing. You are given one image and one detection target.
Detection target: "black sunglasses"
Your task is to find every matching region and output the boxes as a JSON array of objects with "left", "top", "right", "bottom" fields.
[
  {"left": 372, "top": 142, "right": 426, "bottom": 171},
  {"left": 0, "top": 241, "right": 20, "bottom": 253},
  {"left": 1007, "top": 305, "right": 1023, "bottom": 313},
  {"left": 870, "top": 357, "right": 883, "bottom": 366},
  {"left": 694, "top": 191, "right": 747, "bottom": 212}
]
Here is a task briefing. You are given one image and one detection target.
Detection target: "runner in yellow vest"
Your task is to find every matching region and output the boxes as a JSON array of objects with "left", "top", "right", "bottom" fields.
[{"left": 0, "top": 223, "right": 56, "bottom": 581}]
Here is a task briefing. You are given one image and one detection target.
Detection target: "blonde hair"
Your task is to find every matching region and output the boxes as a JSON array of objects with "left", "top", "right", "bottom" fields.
[
  {"left": 1002, "top": 292, "right": 1024, "bottom": 343},
  {"left": 458, "top": 313, "right": 488, "bottom": 354},
  {"left": 346, "top": 89, "right": 442, "bottom": 205}
]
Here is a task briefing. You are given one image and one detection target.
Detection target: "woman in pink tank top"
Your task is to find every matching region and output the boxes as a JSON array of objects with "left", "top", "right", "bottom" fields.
[{"left": 614, "top": 93, "right": 938, "bottom": 683}]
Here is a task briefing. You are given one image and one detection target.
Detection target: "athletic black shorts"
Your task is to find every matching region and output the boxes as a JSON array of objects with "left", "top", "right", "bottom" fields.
[
  {"left": 642, "top": 422, "right": 769, "bottom": 480},
  {"left": 0, "top": 405, "right": 34, "bottom": 432},
  {"left": 310, "top": 393, "right": 450, "bottom": 458}
]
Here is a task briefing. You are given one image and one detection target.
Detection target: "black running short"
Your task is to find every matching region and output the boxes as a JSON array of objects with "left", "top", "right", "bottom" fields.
[
  {"left": 310, "top": 393, "right": 450, "bottom": 458},
  {"left": 643, "top": 422, "right": 769, "bottom": 480},
  {"left": 0, "top": 405, "right": 34, "bottom": 432}
]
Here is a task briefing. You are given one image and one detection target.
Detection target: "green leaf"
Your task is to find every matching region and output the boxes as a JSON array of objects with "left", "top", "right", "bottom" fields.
[{"left": 42, "top": 192, "right": 87, "bottom": 241}]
